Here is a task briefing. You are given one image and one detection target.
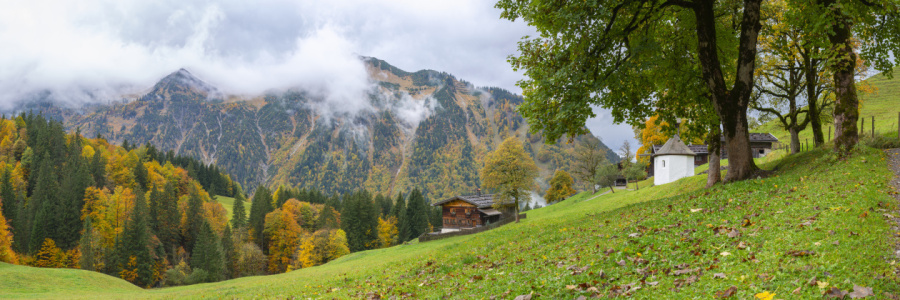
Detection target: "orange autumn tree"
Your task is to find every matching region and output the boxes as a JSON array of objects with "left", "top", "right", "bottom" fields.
[
  {"left": 636, "top": 115, "right": 706, "bottom": 164},
  {"left": 264, "top": 199, "right": 303, "bottom": 273},
  {"left": 0, "top": 204, "right": 16, "bottom": 264}
]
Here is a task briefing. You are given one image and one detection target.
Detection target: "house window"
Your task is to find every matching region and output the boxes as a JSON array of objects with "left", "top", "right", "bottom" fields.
[
  {"left": 695, "top": 156, "right": 701, "bottom": 162},
  {"left": 759, "top": 149, "right": 764, "bottom": 155},
  {"left": 662, "top": 160, "right": 666, "bottom": 167},
  {"left": 450, "top": 208, "right": 456, "bottom": 215}
]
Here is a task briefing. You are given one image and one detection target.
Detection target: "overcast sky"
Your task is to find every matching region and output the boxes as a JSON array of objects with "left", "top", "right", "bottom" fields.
[{"left": 0, "top": 0, "right": 638, "bottom": 153}]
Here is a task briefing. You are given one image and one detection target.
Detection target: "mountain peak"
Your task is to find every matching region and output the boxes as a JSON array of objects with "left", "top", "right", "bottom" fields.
[{"left": 150, "top": 68, "right": 219, "bottom": 99}]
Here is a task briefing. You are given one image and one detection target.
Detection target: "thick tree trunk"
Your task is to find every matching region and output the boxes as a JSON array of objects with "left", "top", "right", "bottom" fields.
[
  {"left": 693, "top": 0, "right": 762, "bottom": 182},
  {"left": 789, "top": 127, "right": 800, "bottom": 154},
  {"left": 801, "top": 52, "right": 826, "bottom": 147},
  {"left": 828, "top": 17, "right": 859, "bottom": 156},
  {"left": 706, "top": 127, "right": 721, "bottom": 188},
  {"left": 720, "top": 107, "right": 758, "bottom": 181},
  {"left": 515, "top": 197, "right": 520, "bottom": 223}
]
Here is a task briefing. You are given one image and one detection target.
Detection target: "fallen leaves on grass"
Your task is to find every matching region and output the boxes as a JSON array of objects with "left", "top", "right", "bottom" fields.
[
  {"left": 848, "top": 285, "right": 875, "bottom": 298},
  {"left": 715, "top": 286, "right": 737, "bottom": 298},
  {"left": 754, "top": 291, "right": 775, "bottom": 300},
  {"left": 786, "top": 250, "right": 816, "bottom": 257}
]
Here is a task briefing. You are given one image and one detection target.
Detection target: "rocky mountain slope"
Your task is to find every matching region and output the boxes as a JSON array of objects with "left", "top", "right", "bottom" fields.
[{"left": 25, "top": 58, "right": 616, "bottom": 201}]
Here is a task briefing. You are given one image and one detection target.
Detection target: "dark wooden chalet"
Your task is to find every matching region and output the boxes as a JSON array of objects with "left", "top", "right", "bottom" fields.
[{"left": 431, "top": 193, "right": 513, "bottom": 231}]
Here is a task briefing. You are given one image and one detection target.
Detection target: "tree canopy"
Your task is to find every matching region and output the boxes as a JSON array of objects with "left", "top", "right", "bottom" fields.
[{"left": 481, "top": 137, "right": 538, "bottom": 222}]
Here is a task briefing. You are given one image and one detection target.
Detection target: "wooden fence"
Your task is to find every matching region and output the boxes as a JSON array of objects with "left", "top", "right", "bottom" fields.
[
  {"left": 418, "top": 213, "right": 527, "bottom": 243},
  {"left": 774, "top": 112, "right": 900, "bottom": 153}
]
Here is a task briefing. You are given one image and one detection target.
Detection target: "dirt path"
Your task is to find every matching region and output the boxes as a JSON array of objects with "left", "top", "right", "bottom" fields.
[{"left": 885, "top": 149, "right": 900, "bottom": 260}]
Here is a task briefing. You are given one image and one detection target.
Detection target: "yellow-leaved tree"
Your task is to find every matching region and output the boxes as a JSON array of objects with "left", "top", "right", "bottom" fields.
[
  {"left": 376, "top": 216, "right": 398, "bottom": 248},
  {"left": 544, "top": 170, "right": 576, "bottom": 203},
  {"left": 480, "top": 137, "right": 538, "bottom": 223},
  {"left": 0, "top": 204, "right": 17, "bottom": 264}
]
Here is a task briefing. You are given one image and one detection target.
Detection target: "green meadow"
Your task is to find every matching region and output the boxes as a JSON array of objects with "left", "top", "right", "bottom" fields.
[{"left": 3, "top": 143, "right": 898, "bottom": 298}]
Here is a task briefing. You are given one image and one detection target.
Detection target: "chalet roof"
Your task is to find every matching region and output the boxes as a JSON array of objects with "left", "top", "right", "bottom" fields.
[
  {"left": 654, "top": 135, "right": 695, "bottom": 157},
  {"left": 720, "top": 133, "right": 779, "bottom": 142},
  {"left": 653, "top": 144, "right": 709, "bottom": 154},
  {"left": 432, "top": 194, "right": 509, "bottom": 209}
]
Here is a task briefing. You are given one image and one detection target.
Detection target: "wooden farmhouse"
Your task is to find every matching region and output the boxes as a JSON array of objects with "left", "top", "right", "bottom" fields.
[{"left": 431, "top": 193, "right": 513, "bottom": 233}]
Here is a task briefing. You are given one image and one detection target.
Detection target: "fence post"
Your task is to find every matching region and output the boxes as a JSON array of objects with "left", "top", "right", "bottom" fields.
[
  {"left": 861, "top": 117, "right": 865, "bottom": 137},
  {"left": 872, "top": 116, "right": 875, "bottom": 137},
  {"left": 897, "top": 112, "right": 899, "bottom": 140},
  {"left": 806, "top": 139, "right": 808, "bottom": 151},
  {"left": 828, "top": 126, "right": 832, "bottom": 141}
]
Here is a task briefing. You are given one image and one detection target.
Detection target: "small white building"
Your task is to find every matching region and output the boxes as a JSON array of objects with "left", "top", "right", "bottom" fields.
[{"left": 653, "top": 135, "right": 696, "bottom": 186}]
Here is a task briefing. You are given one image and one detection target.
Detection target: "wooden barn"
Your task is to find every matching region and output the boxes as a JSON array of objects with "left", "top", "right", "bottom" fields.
[{"left": 431, "top": 192, "right": 513, "bottom": 233}]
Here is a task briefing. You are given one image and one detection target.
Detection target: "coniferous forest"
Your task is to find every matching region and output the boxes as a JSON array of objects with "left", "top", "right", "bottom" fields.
[{"left": 0, "top": 114, "right": 441, "bottom": 287}]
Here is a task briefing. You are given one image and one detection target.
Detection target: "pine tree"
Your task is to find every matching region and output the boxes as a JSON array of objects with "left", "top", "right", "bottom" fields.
[
  {"left": 405, "top": 189, "right": 429, "bottom": 241},
  {"left": 0, "top": 202, "right": 16, "bottom": 264},
  {"left": 79, "top": 218, "right": 96, "bottom": 271},
  {"left": 148, "top": 187, "right": 161, "bottom": 233},
  {"left": 133, "top": 160, "right": 149, "bottom": 191},
  {"left": 0, "top": 168, "right": 15, "bottom": 228},
  {"left": 157, "top": 182, "right": 180, "bottom": 261},
  {"left": 116, "top": 186, "right": 154, "bottom": 287},
  {"left": 393, "top": 193, "right": 408, "bottom": 242},
  {"left": 29, "top": 155, "right": 61, "bottom": 254},
  {"left": 247, "top": 185, "right": 273, "bottom": 251},
  {"left": 231, "top": 191, "right": 247, "bottom": 230},
  {"left": 357, "top": 191, "right": 378, "bottom": 250},
  {"left": 184, "top": 191, "right": 203, "bottom": 254},
  {"left": 12, "top": 191, "right": 27, "bottom": 253},
  {"left": 221, "top": 225, "right": 235, "bottom": 279},
  {"left": 58, "top": 146, "right": 93, "bottom": 250},
  {"left": 90, "top": 150, "right": 106, "bottom": 188},
  {"left": 190, "top": 221, "right": 223, "bottom": 283}
]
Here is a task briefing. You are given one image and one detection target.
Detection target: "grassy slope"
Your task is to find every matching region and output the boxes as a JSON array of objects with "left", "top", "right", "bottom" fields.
[
  {"left": 6, "top": 145, "right": 898, "bottom": 299},
  {"left": 0, "top": 263, "right": 141, "bottom": 299},
  {"left": 757, "top": 71, "right": 900, "bottom": 144},
  {"left": 216, "top": 195, "right": 235, "bottom": 220}
]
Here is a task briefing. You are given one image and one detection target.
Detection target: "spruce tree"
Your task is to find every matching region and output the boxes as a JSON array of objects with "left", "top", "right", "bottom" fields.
[
  {"left": 29, "top": 154, "right": 61, "bottom": 254},
  {"left": 184, "top": 191, "right": 203, "bottom": 254},
  {"left": 247, "top": 185, "right": 273, "bottom": 251},
  {"left": 405, "top": 189, "right": 429, "bottom": 241},
  {"left": 79, "top": 218, "right": 96, "bottom": 271},
  {"left": 392, "top": 193, "right": 408, "bottom": 242},
  {"left": 158, "top": 182, "right": 180, "bottom": 261},
  {"left": 339, "top": 193, "right": 359, "bottom": 251},
  {"left": 231, "top": 191, "right": 247, "bottom": 230},
  {"left": 90, "top": 150, "right": 106, "bottom": 188},
  {"left": 190, "top": 221, "right": 223, "bottom": 283},
  {"left": 221, "top": 224, "right": 235, "bottom": 279},
  {"left": 0, "top": 168, "right": 16, "bottom": 229},
  {"left": 12, "top": 191, "right": 28, "bottom": 253},
  {"left": 117, "top": 186, "right": 154, "bottom": 287},
  {"left": 58, "top": 148, "right": 93, "bottom": 250},
  {"left": 133, "top": 160, "right": 149, "bottom": 191},
  {"left": 148, "top": 187, "right": 161, "bottom": 233}
]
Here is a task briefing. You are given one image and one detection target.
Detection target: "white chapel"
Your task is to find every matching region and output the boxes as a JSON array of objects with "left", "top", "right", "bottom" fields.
[{"left": 653, "top": 135, "right": 696, "bottom": 185}]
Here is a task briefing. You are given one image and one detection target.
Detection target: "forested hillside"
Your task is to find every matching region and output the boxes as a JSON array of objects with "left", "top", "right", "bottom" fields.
[
  {"left": 0, "top": 114, "right": 237, "bottom": 286},
  {"left": 0, "top": 114, "right": 443, "bottom": 287},
  {"left": 24, "top": 58, "right": 616, "bottom": 201}
]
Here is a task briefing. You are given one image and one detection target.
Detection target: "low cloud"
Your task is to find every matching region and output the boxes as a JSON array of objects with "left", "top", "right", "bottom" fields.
[{"left": 0, "top": 0, "right": 533, "bottom": 114}]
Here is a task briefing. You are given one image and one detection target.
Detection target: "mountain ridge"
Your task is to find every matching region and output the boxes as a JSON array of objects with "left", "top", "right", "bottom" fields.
[{"left": 20, "top": 57, "right": 617, "bottom": 201}]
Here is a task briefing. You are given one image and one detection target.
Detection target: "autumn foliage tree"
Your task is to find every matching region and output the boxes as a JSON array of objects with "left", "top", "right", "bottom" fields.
[
  {"left": 481, "top": 137, "right": 537, "bottom": 222},
  {"left": 544, "top": 170, "right": 576, "bottom": 203}
]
